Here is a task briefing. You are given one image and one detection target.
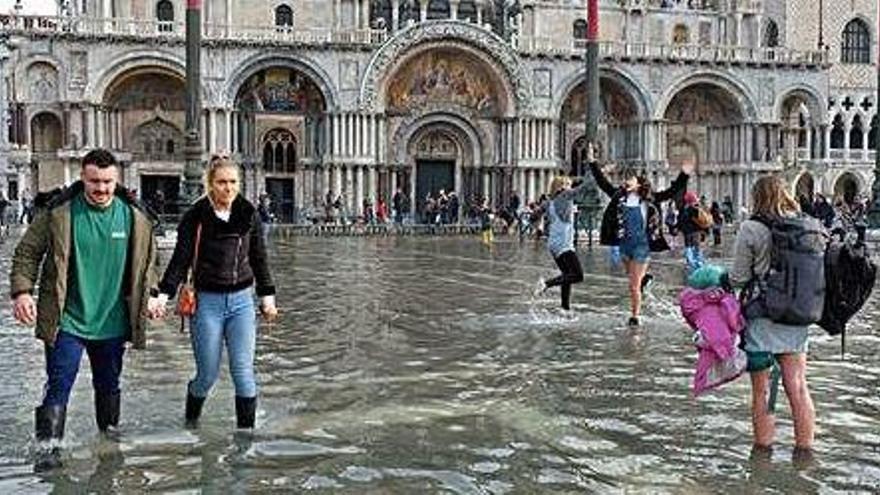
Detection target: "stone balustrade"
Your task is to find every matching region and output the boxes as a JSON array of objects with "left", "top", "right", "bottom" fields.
[
  {"left": 522, "top": 37, "right": 828, "bottom": 67},
  {"left": 0, "top": 15, "right": 387, "bottom": 46}
]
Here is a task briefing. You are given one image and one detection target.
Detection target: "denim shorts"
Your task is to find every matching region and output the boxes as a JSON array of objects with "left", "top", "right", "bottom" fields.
[{"left": 620, "top": 241, "right": 650, "bottom": 263}]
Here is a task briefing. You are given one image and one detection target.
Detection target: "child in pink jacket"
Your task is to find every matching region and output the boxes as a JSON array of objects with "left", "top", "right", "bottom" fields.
[{"left": 679, "top": 268, "right": 747, "bottom": 395}]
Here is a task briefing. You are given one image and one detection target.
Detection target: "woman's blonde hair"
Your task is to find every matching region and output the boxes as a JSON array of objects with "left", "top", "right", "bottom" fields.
[
  {"left": 751, "top": 175, "right": 800, "bottom": 218},
  {"left": 204, "top": 153, "right": 240, "bottom": 197},
  {"left": 549, "top": 176, "right": 573, "bottom": 196}
]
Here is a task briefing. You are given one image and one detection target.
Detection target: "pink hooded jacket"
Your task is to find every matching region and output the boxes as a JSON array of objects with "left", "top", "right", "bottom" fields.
[{"left": 679, "top": 287, "right": 746, "bottom": 395}]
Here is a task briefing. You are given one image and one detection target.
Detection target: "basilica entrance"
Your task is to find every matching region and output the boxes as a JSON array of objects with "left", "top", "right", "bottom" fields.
[
  {"left": 416, "top": 160, "right": 454, "bottom": 216},
  {"left": 140, "top": 174, "right": 180, "bottom": 216},
  {"left": 265, "top": 178, "right": 295, "bottom": 223}
]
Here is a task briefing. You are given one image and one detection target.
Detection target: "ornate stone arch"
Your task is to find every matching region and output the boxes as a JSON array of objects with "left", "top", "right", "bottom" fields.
[
  {"left": 774, "top": 85, "right": 826, "bottom": 124},
  {"left": 832, "top": 170, "right": 864, "bottom": 203},
  {"left": 655, "top": 71, "right": 758, "bottom": 121},
  {"left": 86, "top": 51, "right": 187, "bottom": 104},
  {"left": 360, "top": 21, "right": 530, "bottom": 115},
  {"left": 225, "top": 53, "right": 337, "bottom": 111},
  {"left": 389, "top": 109, "right": 488, "bottom": 168},
  {"left": 16, "top": 54, "right": 65, "bottom": 102},
  {"left": 24, "top": 61, "right": 61, "bottom": 103},
  {"left": 555, "top": 66, "right": 652, "bottom": 121},
  {"left": 793, "top": 171, "right": 815, "bottom": 200}
]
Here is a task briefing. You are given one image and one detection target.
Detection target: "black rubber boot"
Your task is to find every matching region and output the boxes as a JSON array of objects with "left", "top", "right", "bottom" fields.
[
  {"left": 235, "top": 396, "right": 257, "bottom": 429},
  {"left": 95, "top": 391, "right": 120, "bottom": 433},
  {"left": 185, "top": 392, "right": 206, "bottom": 428},
  {"left": 34, "top": 405, "right": 66, "bottom": 471}
]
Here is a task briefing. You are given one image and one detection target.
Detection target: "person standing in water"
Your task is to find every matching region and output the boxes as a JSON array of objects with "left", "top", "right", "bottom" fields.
[
  {"left": 589, "top": 154, "right": 693, "bottom": 326},
  {"left": 156, "top": 155, "right": 278, "bottom": 430}
]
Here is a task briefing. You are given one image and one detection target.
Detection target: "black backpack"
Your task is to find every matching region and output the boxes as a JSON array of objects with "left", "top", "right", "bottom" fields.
[
  {"left": 819, "top": 240, "right": 877, "bottom": 353},
  {"left": 743, "top": 214, "right": 827, "bottom": 325}
]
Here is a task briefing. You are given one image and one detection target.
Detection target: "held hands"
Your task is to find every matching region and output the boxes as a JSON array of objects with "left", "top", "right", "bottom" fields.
[
  {"left": 260, "top": 295, "right": 279, "bottom": 323},
  {"left": 13, "top": 293, "right": 37, "bottom": 325},
  {"left": 147, "top": 293, "right": 169, "bottom": 320}
]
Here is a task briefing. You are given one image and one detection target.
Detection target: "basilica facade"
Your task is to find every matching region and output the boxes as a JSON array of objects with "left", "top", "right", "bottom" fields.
[{"left": 0, "top": 0, "right": 876, "bottom": 221}]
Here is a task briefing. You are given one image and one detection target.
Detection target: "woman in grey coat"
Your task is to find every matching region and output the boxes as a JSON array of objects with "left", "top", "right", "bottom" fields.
[{"left": 729, "top": 175, "right": 815, "bottom": 459}]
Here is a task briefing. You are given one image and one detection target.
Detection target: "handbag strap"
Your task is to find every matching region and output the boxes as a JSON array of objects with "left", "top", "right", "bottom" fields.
[{"left": 187, "top": 223, "right": 203, "bottom": 283}]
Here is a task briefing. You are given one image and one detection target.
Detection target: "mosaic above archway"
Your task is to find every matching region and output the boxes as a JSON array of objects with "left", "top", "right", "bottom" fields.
[
  {"left": 235, "top": 67, "right": 326, "bottom": 114},
  {"left": 664, "top": 83, "right": 743, "bottom": 124},
  {"left": 561, "top": 80, "right": 638, "bottom": 124},
  {"left": 385, "top": 48, "right": 504, "bottom": 117},
  {"left": 105, "top": 72, "right": 185, "bottom": 111}
]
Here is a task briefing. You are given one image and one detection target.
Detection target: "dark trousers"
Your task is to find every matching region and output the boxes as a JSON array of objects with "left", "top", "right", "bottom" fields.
[
  {"left": 545, "top": 250, "right": 584, "bottom": 310},
  {"left": 43, "top": 330, "right": 126, "bottom": 407}
]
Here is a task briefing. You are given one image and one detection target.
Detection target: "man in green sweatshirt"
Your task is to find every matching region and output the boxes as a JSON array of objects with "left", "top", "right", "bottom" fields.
[{"left": 10, "top": 149, "right": 160, "bottom": 470}]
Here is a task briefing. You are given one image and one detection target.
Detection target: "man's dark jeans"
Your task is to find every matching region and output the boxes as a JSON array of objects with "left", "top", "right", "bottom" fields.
[{"left": 42, "top": 330, "right": 126, "bottom": 407}]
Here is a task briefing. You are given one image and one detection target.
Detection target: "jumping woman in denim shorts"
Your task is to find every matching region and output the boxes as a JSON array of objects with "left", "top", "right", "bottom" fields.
[{"left": 589, "top": 154, "right": 693, "bottom": 326}]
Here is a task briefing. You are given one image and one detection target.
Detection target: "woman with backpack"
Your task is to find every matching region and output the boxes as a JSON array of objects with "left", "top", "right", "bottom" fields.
[
  {"left": 678, "top": 191, "right": 708, "bottom": 272},
  {"left": 729, "top": 175, "right": 815, "bottom": 459},
  {"left": 589, "top": 153, "right": 693, "bottom": 326}
]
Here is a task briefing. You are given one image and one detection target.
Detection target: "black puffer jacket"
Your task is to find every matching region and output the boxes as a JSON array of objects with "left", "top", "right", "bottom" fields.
[
  {"left": 589, "top": 162, "right": 689, "bottom": 252},
  {"left": 159, "top": 196, "right": 275, "bottom": 297}
]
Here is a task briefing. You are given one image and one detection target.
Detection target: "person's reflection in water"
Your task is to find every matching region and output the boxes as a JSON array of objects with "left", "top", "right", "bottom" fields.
[
  {"left": 36, "top": 441, "right": 125, "bottom": 493},
  {"left": 85, "top": 441, "right": 125, "bottom": 493}
]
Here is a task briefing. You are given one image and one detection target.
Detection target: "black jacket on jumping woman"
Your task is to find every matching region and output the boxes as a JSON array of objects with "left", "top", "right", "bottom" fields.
[
  {"left": 589, "top": 162, "right": 689, "bottom": 252},
  {"left": 159, "top": 196, "right": 275, "bottom": 298}
]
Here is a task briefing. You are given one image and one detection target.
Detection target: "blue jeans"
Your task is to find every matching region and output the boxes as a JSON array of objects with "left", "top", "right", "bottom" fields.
[
  {"left": 684, "top": 245, "right": 705, "bottom": 272},
  {"left": 43, "top": 330, "right": 126, "bottom": 407},
  {"left": 189, "top": 288, "right": 257, "bottom": 399}
]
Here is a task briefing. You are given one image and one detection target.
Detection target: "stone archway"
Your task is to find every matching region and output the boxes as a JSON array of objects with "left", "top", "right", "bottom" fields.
[
  {"left": 795, "top": 172, "right": 815, "bottom": 205},
  {"left": 30, "top": 112, "right": 64, "bottom": 192},
  {"left": 779, "top": 88, "right": 824, "bottom": 164},
  {"left": 390, "top": 113, "right": 486, "bottom": 217},
  {"left": 664, "top": 81, "right": 748, "bottom": 202},
  {"left": 103, "top": 68, "right": 187, "bottom": 209},
  {"left": 560, "top": 75, "right": 642, "bottom": 172},
  {"left": 833, "top": 172, "right": 861, "bottom": 204},
  {"left": 233, "top": 65, "right": 329, "bottom": 217}
]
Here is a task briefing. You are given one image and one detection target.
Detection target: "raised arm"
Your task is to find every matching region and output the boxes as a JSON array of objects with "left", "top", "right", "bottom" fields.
[
  {"left": 587, "top": 162, "right": 618, "bottom": 198},
  {"left": 655, "top": 160, "right": 694, "bottom": 203}
]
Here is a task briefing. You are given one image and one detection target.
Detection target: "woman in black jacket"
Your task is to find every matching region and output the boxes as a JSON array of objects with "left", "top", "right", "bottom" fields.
[
  {"left": 157, "top": 156, "right": 277, "bottom": 429},
  {"left": 589, "top": 159, "right": 692, "bottom": 326}
]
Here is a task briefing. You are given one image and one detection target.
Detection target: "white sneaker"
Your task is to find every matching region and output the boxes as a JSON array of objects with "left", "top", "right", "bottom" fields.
[{"left": 533, "top": 278, "right": 547, "bottom": 296}]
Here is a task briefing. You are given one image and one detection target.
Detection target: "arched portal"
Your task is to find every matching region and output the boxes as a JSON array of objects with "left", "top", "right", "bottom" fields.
[
  {"left": 30, "top": 112, "right": 64, "bottom": 192},
  {"left": 234, "top": 65, "right": 328, "bottom": 219},
  {"left": 795, "top": 172, "right": 815, "bottom": 206},
  {"left": 103, "top": 68, "right": 186, "bottom": 213},
  {"left": 664, "top": 82, "right": 747, "bottom": 200},
  {"left": 834, "top": 172, "right": 861, "bottom": 205},
  {"left": 560, "top": 76, "right": 642, "bottom": 174}
]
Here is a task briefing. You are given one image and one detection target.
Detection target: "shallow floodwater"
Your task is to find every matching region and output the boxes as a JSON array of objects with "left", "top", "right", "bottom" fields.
[{"left": 0, "top": 233, "right": 878, "bottom": 493}]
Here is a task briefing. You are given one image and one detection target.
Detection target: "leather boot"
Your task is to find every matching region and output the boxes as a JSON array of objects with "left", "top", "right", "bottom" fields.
[
  {"left": 235, "top": 396, "right": 256, "bottom": 429},
  {"left": 34, "top": 405, "right": 66, "bottom": 471},
  {"left": 95, "top": 391, "right": 120, "bottom": 433},
  {"left": 185, "top": 392, "right": 206, "bottom": 428}
]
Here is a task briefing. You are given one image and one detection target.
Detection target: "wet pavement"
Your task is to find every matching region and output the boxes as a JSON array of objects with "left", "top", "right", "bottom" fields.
[{"left": 0, "top": 233, "right": 878, "bottom": 493}]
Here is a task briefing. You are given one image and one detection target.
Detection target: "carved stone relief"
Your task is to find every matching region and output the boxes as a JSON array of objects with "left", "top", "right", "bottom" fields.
[{"left": 28, "top": 62, "right": 59, "bottom": 102}]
